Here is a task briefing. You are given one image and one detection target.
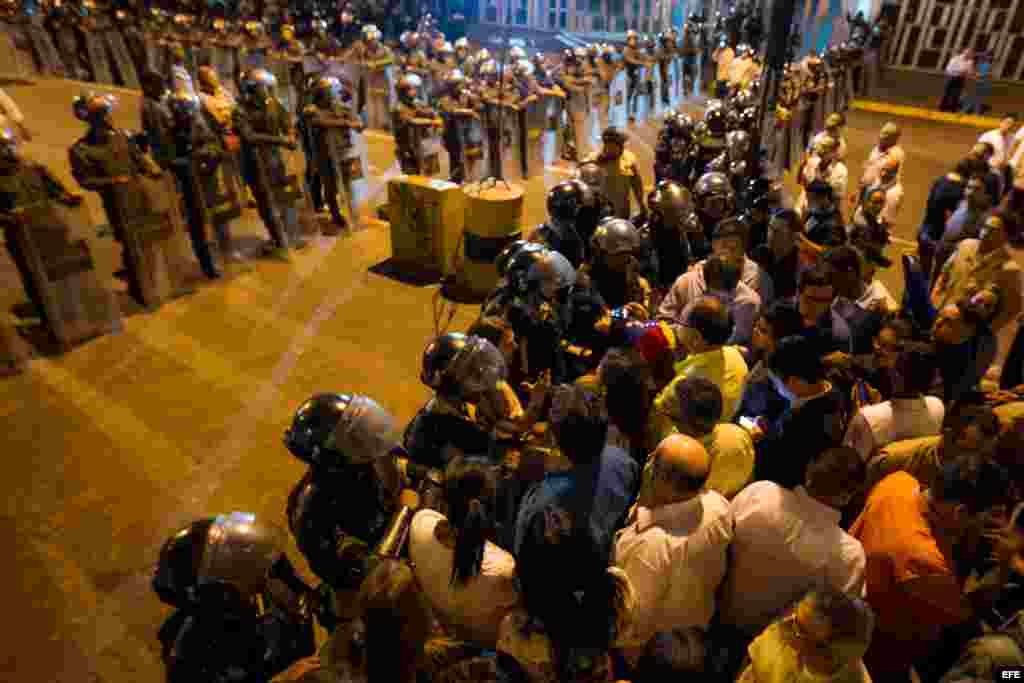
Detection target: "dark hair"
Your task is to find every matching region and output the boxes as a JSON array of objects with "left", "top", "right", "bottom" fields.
[
  {"left": 930, "top": 457, "right": 1009, "bottom": 514},
  {"left": 141, "top": 70, "right": 167, "bottom": 94},
  {"left": 954, "top": 157, "right": 987, "bottom": 178},
  {"left": 444, "top": 457, "right": 498, "bottom": 586},
  {"left": 770, "top": 335, "right": 824, "bottom": 383},
  {"left": 602, "top": 350, "right": 653, "bottom": 436},
  {"left": 688, "top": 295, "right": 734, "bottom": 346},
  {"left": 894, "top": 350, "right": 936, "bottom": 396},
  {"left": 943, "top": 404, "right": 1001, "bottom": 442},
  {"left": 516, "top": 517, "right": 623, "bottom": 658},
  {"left": 771, "top": 208, "right": 804, "bottom": 234},
  {"left": 805, "top": 446, "right": 866, "bottom": 500},
  {"left": 703, "top": 255, "right": 742, "bottom": 293},
  {"left": 807, "top": 179, "right": 834, "bottom": 198},
  {"left": 798, "top": 264, "right": 833, "bottom": 292},
  {"left": 466, "top": 316, "right": 510, "bottom": 349},
  {"left": 761, "top": 300, "right": 805, "bottom": 341},
  {"left": 825, "top": 245, "right": 862, "bottom": 279},
  {"left": 551, "top": 387, "right": 609, "bottom": 466},
  {"left": 674, "top": 377, "right": 723, "bottom": 437},
  {"left": 357, "top": 558, "right": 434, "bottom": 683},
  {"left": 632, "top": 629, "right": 706, "bottom": 681}
]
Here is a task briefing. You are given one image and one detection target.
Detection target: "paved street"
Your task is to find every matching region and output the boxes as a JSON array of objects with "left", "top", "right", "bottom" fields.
[{"left": 0, "top": 75, "right": 987, "bottom": 681}]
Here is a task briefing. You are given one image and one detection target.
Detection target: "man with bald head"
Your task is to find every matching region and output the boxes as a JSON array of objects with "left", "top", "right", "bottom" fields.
[{"left": 614, "top": 434, "right": 732, "bottom": 654}]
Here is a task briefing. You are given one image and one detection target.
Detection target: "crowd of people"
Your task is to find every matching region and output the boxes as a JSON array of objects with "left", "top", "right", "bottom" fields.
[
  {"left": 6, "top": 2, "right": 1024, "bottom": 683},
  {"left": 139, "top": 14, "right": 1024, "bottom": 683}
]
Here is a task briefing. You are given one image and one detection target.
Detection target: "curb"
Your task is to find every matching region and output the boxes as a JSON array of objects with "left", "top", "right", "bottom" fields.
[{"left": 850, "top": 99, "right": 1002, "bottom": 130}]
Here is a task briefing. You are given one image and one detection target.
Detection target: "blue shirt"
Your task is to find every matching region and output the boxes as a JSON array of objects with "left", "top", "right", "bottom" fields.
[{"left": 513, "top": 443, "right": 640, "bottom": 559}]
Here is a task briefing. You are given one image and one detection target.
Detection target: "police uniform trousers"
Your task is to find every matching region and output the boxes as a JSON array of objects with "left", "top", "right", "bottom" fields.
[{"left": 172, "top": 168, "right": 219, "bottom": 277}]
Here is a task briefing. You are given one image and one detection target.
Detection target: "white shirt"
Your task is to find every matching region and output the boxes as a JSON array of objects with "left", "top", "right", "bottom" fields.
[
  {"left": 809, "top": 130, "right": 849, "bottom": 161},
  {"left": 860, "top": 144, "right": 905, "bottom": 186},
  {"left": 718, "top": 481, "right": 867, "bottom": 634},
  {"left": 1010, "top": 128, "right": 1024, "bottom": 169},
  {"left": 857, "top": 279, "right": 899, "bottom": 314},
  {"left": 843, "top": 396, "right": 945, "bottom": 463},
  {"left": 614, "top": 492, "right": 732, "bottom": 645},
  {"left": 946, "top": 54, "right": 974, "bottom": 77},
  {"left": 409, "top": 509, "right": 520, "bottom": 646},
  {"left": 980, "top": 128, "right": 1015, "bottom": 170},
  {"left": 796, "top": 156, "right": 849, "bottom": 216}
]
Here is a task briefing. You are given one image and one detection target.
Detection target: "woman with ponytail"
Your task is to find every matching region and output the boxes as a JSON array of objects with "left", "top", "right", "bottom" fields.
[{"left": 409, "top": 456, "right": 520, "bottom": 646}]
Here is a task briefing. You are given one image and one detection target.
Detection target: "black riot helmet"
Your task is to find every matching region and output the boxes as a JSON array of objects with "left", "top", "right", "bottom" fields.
[
  {"left": 284, "top": 394, "right": 398, "bottom": 470},
  {"left": 421, "top": 333, "right": 508, "bottom": 402},
  {"left": 694, "top": 171, "right": 736, "bottom": 221},
  {"left": 153, "top": 512, "right": 293, "bottom": 615},
  {"left": 547, "top": 180, "right": 588, "bottom": 224},
  {"left": 703, "top": 101, "right": 728, "bottom": 136},
  {"left": 497, "top": 240, "right": 548, "bottom": 281},
  {"left": 744, "top": 176, "right": 779, "bottom": 211},
  {"left": 648, "top": 180, "right": 695, "bottom": 227}
]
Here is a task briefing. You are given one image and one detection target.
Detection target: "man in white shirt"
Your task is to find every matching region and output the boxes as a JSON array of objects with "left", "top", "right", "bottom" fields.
[
  {"left": 980, "top": 114, "right": 1019, "bottom": 194},
  {"left": 940, "top": 49, "right": 974, "bottom": 112},
  {"left": 858, "top": 122, "right": 905, "bottom": 193},
  {"left": 843, "top": 349, "right": 945, "bottom": 462},
  {"left": 716, "top": 445, "right": 867, "bottom": 636},
  {"left": 797, "top": 136, "right": 848, "bottom": 217},
  {"left": 809, "top": 112, "right": 848, "bottom": 161},
  {"left": 1010, "top": 123, "right": 1024, "bottom": 186},
  {"left": 615, "top": 434, "right": 732, "bottom": 649}
]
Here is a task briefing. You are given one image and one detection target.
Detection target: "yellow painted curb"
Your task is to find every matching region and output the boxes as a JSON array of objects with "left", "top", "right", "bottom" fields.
[{"left": 851, "top": 99, "right": 1002, "bottom": 130}]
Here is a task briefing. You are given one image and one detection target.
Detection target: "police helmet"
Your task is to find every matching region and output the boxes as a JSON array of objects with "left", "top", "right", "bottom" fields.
[
  {"left": 562, "top": 48, "right": 578, "bottom": 65},
  {"left": 703, "top": 101, "right": 728, "bottom": 136},
  {"left": 731, "top": 88, "right": 756, "bottom": 110},
  {"left": 573, "top": 46, "right": 588, "bottom": 60},
  {"left": 445, "top": 69, "right": 466, "bottom": 88},
  {"left": 694, "top": 171, "right": 736, "bottom": 219},
  {"left": 647, "top": 180, "right": 694, "bottom": 226},
  {"left": 547, "top": 180, "right": 587, "bottom": 224},
  {"left": 509, "top": 46, "right": 527, "bottom": 61},
  {"left": 454, "top": 37, "right": 469, "bottom": 50},
  {"left": 577, "top": 160, "right": 603, "bottom": 191},
  {"left": 527, "top": 250, "right": 577, "bottom": 301},
  {"left": 476, "top": 48, "right": 491, "bottom": 62},
  {"left": 744, "top": 176, "right": 780, "bottom": 210},
  {"left": 153, "top": 512, "right": 291, "bottom": 613},
  {"left": 726, "top": 129, "right": 752, "bottom": 157},
  {"left": 240, "top": 68, "right": 277, "bottom": 98},
  {"left": 421, "top": 333, "right": 507, "bottom": 401},
  {"left": 591, "top": 218, "right": 641, "bottom": 256},
  {"left": 497, "top": 240, "right": 541, "bottom": 278},
  {"left": 736, "top": 106, "right": 758, "bottom": 131},
  {"left": 284, "top": 393, "right": 398, "bottom": 469}
]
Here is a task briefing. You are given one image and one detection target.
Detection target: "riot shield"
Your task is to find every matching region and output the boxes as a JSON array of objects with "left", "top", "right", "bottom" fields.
[
  {"left": 23, "top": 21, "right": 64, "bottom": 77},
  {"left": 4, "top": 202, "right": 120, "bottom": 349},
  {"left": 117, "top": 176, "right": 195, "bottom": 308},
  {"left": 104, "top": 29, "right": 138, "bottom": 88},
  {"left": 320, "top": 125, "right": 360, "bottom": 232},
  {"left": 364, "top": 63, "right": 392, "bottom": 131},
  {"left": 0, "top": 23, "right": 34, "bottom": 81},
  {"left": 251, "top": 142, "right": 312, "bottom": 248},
  {"left": 81, "top": 29, "right": 114, "bottom": 84}
]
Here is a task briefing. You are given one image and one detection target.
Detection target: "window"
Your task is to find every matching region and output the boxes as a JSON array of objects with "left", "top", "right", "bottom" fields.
[
  {"left": 593, "top": 15, "right": 605, "bottom": 29},
  {"left": 590, "top": 0, "right": 601, "bottom": 12},
  {"left": 609, "top": 0, "right": 623, "bottom": 14}
]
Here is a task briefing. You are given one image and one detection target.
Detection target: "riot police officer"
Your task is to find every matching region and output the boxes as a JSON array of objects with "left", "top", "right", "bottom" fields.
[
  {"left": 234, "top": 68, "right": 300, "bottom": 258},
  {"left": 654, "top": 110, "right": 695, "bottom": 184},
  {"left": 153, "top": 512, "right": 318, "bottom": 682},
  {"left": 283, "top": 394, "right": 403, "bottom": 615},
  {"left": 692, "top": 170, "right": 736, "bottom": 259},
  {"left": 581, "top": 217, "right": 652, "bottom": 314},
  {"left": 658, "top": 30, "right": 677, "bottom": 108},
  {"left": 301, "top": 76, "right": 363, "bottom": 230},
  {"left": 644, "top": 179, "right": 699, "bottom": 290},
  {"left": 166, "top": 91, "right": 226, "bottom": 279},
  {"left": 437, "top": 69, "right": 481, "bottom": 184},
  {"left": 483, "top": 239, "right": 550, "bottom": 319},
  {"left": 404, "top": 333, "right": 523, "bottom": 469},
  {"left": 527, "top": 180, "right": 589, "bottom": 269},
  {"left": 692, "top": 98, "right": 729, "bottom": 178},
  {"left": 392, "top": 72, "right": 442, "bottom": 176}
]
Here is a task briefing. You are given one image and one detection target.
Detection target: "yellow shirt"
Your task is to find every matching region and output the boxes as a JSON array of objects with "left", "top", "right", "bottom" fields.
[{"left": 664, "top": 346, "right": 748, "bottom": 420}]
